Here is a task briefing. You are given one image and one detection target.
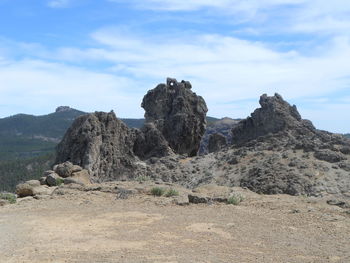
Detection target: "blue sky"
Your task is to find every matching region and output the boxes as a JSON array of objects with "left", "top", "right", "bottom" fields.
[{"left": 0, "top": 0, "right": 350, "bottom": 133}]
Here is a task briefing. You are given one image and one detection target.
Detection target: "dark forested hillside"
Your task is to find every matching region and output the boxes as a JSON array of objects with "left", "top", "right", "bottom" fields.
[
  {"left": 0, "top": 107, "right": 86, "bottom": 161},
  {"left": 0, "top": 153, "right": 54, "bottom": 192},
  {"left": 0, "top": 108, "right": 86, "bottom": 139}
]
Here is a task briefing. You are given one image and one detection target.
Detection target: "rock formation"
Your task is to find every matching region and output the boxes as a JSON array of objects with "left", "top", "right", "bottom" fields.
[
  {"left": 142, "top": 78, "right": 208, "bottom": 156},
  {"left": 133, "top": 122, "right": 173, "bottom": 160},
  {"left": 225, "top": 93, "right": 350, "bottom": 196},
  {"left": 55, "top": 106, "right": 72, "bottom": 113},
  {"left": 56, "top": 111, "right": 138, "bottom": 182},
  {"left": 231, "top": 93, "right": 315, "bottom": 145},
  {"left": 52, "top": 85, "right": 350, "bottom": 200},
  {"left": 208, "top": 133, "right": 227, "bottom": 153},
  {"left": 55, "top": 78, "right": 207, "bottom": 182}
]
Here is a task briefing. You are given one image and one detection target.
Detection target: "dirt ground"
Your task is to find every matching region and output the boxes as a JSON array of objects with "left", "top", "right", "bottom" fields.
[{"left": 1, "top": 185, "right": 349, "bottom": 263}]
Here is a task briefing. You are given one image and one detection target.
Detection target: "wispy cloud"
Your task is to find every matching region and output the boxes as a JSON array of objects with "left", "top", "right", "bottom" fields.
[
  {"left": 0, "top": 58, "right": 144, "bottom": 118},
  {"left": 111, "top": 0, "right": 350, "bottom": 35},
  {"left": 1, "top": 1, "right": 350, "bottom": 132},
  {"left": 47, "top": 0, "right": 70, "bottom": 8},
  {"left": 2, "top": 27, "right": 350, "bottom": 132}
]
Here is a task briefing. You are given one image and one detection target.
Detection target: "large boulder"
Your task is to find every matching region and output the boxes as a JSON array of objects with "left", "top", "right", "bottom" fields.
[
  {"left": 16, "top": 180, "right": 55, "bottom": 197},
  {"left": 16, "top": 180, "right": 40, "bottom": 197},
  {"left": 142, "top": 78, "right": 208, "bottom": 156},
  {"left": 56, "top": 111, "right": 138, "bottom": 182}
]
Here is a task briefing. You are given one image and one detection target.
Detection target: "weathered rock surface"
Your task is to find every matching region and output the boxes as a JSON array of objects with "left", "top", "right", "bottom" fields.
[
  {"left": 64, "top": 170, "right": 91, "bottom": 185},
  {"left": 231, "top": 93, "right": 315, "bottom": 145},
  {"left": 142, "top": 78, "right": 208, "bottom": 156},
  {"left": 16, "top": 180, "right": 40, "bottom": 197},
  {"left": 16, "top": 180, "right": 55, "bottom": 197},
  {"left": 208, "top": 133, "right": 227, "bottom": 153},
  {"left": 46, "top": 173, "right": 62, "bottom": 187},
  {"left": 133, "top": 122, "right": 173, "bottom": 160},
  {"left": 221, "top": 94, "right": 350, "bottom": 196},
  {"left": 56, "top": 111, "right": 138, "bottom": 182},
  {"left": 51, "top": 87, "right": 350, "bottom": 200}
]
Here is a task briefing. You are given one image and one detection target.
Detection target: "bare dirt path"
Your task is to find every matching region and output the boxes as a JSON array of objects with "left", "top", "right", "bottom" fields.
[{"left": 1, "top": 188, "right": 349, "bottom": 263}]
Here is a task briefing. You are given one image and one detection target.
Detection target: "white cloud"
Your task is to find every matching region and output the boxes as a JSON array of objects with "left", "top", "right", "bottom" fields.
[
  {"left": 1, "top": 24, "right": 350, "bottom": 131},
  {"left": 85, "top": 29, "right": 350, "bottom": 102},
  {"left": 111, "top": 0, "right": 350, "bottom": 35},
  {"left": 47, "top": 0, "right": 70, "bottom": 8},
  {"left": 0, "top": 59, "right": 144, "bottom": 118},
  {"left": 12, "top": 27, "right": 347, "bottom": 132},
  {"left": 110, "top": 0, "right": 306, "bottom": 12}
]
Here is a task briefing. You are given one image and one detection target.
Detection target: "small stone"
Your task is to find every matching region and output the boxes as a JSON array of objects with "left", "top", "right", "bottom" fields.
[{"left": 188, "top": 194, "right": 210, "bottom": 204}]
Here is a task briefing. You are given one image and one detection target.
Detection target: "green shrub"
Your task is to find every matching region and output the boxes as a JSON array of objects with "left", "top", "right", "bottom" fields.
[
  {"left": 227, "top": 194, "right": 244, "bottom": 205},
  {"left": 0, "top": 192, "right": 17, "bottom": 204},
  {"left": 165, "top": 189, "right": 179, "bottom": 197},
  {"left": 56, "top": 177, "right": 64, "bottom": 186},
  {"left": 136, "top": 175, "right": 151, "bottom": 182},
  {"left": 151, "top": 187, "right": 165, "bottom": 196}
]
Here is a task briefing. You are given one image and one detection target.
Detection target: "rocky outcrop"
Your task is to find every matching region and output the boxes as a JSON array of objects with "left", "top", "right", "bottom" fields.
[
  {"left": 56, "top": 111, "right": 138, "bottom": 182},
  {"left": 231, "top": 93, "right": 350, "bottom": 153},
  {"left": 232, "top": 93, "right": 315, "bottom": 145},
  {"left": 51, "top": 85, "right": 349, "bottom": 200},
  {"left": 142, "top": 78, "right": 208, "bottom": 156},
  {"left": 223, "top": 93, "right": 350, "bottom": 196},
  {"left": 133, "top": 123, "right": 173, "bottom": 160},
  {"left": 54, "top": 78, "right": 208, "bottom": 182},
  {"left": 55, "top": 106, "right": 72, "bottom": 113},
  {"left": 208, "top": 133, "right": 227, "bottom": 153}
]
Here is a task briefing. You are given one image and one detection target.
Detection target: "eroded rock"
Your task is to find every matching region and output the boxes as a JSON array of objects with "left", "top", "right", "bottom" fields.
[
  {"left": 142, "top": 78, "right": 208, "bottom": 156},
  {"left": 208, "top": 133, "right": 227, "bottom": 153},
  {"left": 232, "top": 93, "right": 315, "bottom": 145},
  {"left": 133, "top": 122, "right": 173, "bottom": 160},
  {"left": 56, "top": 111, "right": 138, "bottom": 182}
]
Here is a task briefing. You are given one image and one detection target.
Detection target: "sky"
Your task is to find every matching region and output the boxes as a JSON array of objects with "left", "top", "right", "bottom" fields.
[{"left": 0, "top": 0, "right": 349, "bottom": 133}]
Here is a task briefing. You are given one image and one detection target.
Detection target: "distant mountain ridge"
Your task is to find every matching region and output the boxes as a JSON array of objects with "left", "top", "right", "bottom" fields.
[{"left": 0, "top": 107, "right": 86, "bottom": 140}]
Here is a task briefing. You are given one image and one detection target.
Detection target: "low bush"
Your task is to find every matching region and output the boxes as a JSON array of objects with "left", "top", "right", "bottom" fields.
[
  {"left": 0, "top": 192, "right": 17, "bottom": 204},
  {"left": 56, "top": 177, "right": 64, "bottom": 186},
  {"left": 151, "top": 187, "right": 165, "bottom": 196},
  {"left": 165, "top": 189, "right": 179, "bottom": 197},
  {"left": 227, "top": 194, "right": 244, "bottom": 205}
]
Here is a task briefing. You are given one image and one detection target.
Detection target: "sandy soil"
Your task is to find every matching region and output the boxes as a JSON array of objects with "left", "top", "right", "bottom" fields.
[{"left": 0, "top": 185, "right": 349, "bottom": 263}]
